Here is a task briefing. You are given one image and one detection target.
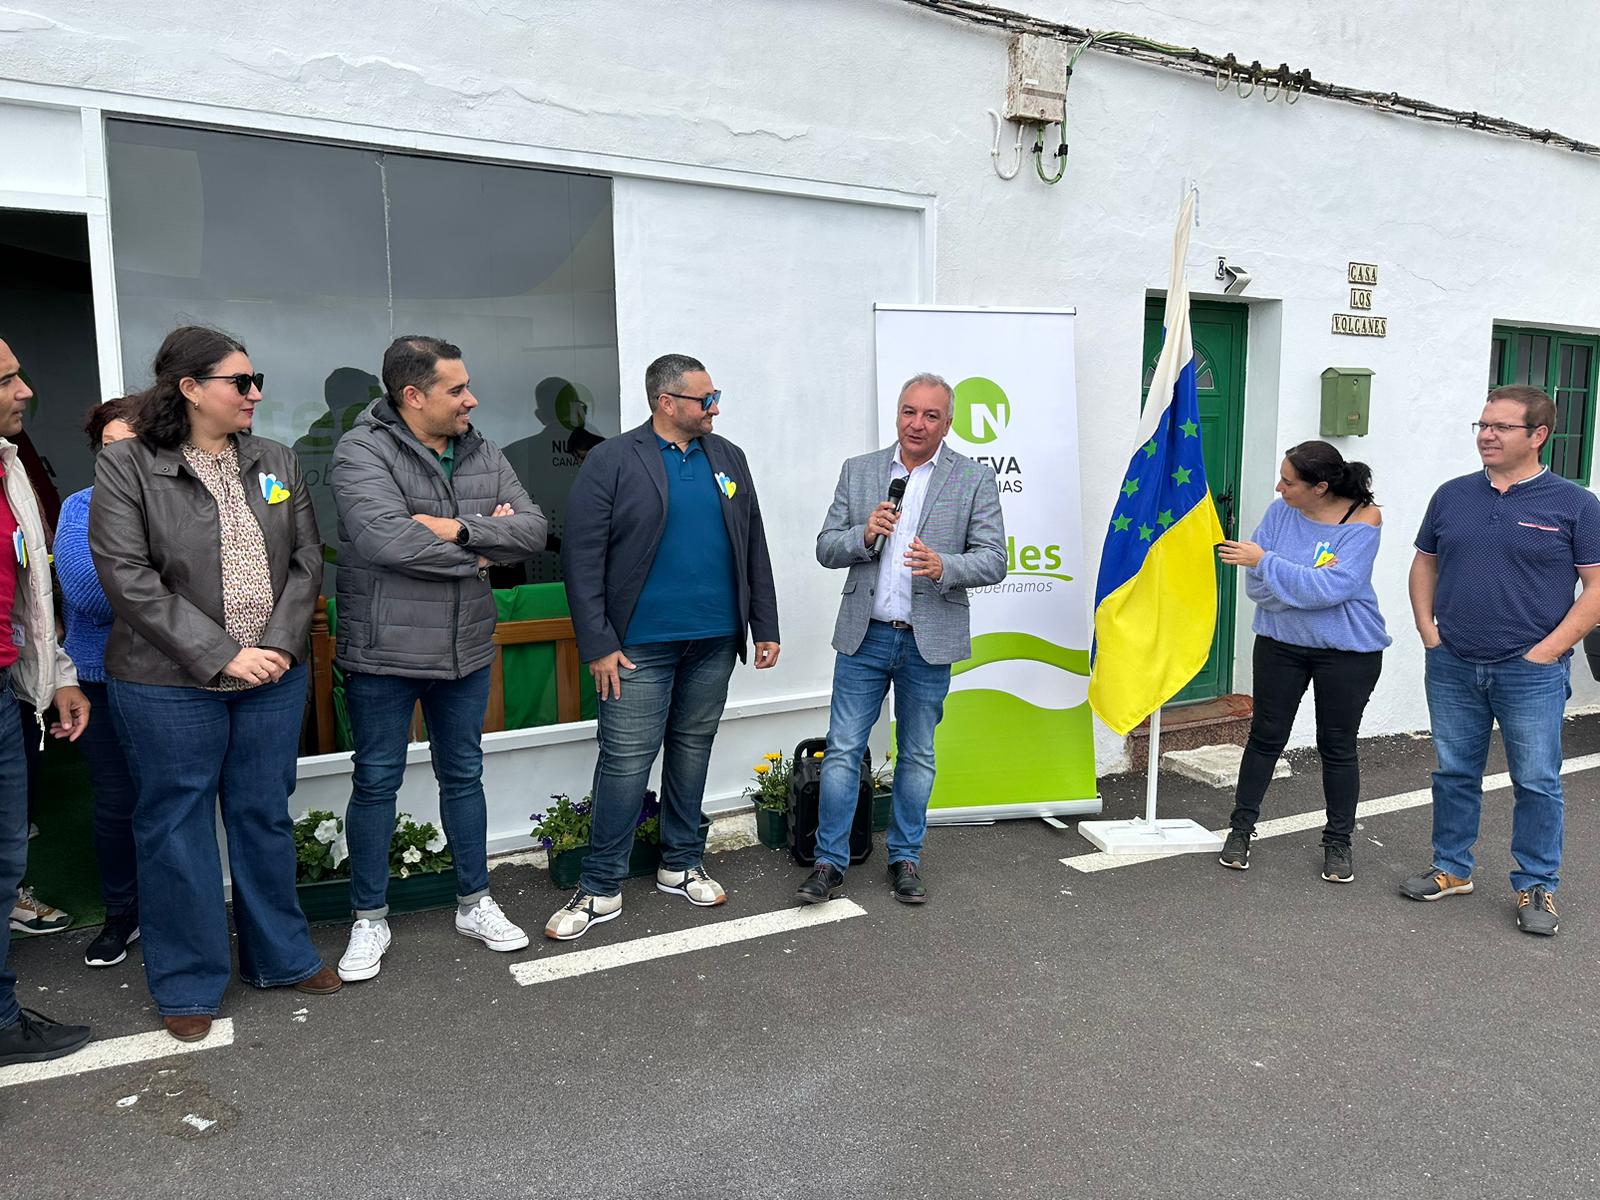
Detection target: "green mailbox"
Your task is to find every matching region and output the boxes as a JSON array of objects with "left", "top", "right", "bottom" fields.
[{"left": 1320, "top": 367, "right": 1373, "bottom": 437}]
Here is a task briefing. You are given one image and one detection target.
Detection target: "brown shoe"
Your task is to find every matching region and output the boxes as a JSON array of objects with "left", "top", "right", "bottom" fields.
[
  {"left": 163, "top": 1015, "right": 213, "bottom": 1043},
  {"left": 293, "top": 966, "right": 343, "bottom": 995}
]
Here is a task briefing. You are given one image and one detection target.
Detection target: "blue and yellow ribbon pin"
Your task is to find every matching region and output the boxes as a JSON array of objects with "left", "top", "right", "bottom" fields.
[
  {"left": 258, "top": 471, "right": 291, "bottom": 505},
  {"left": 714, "top": 471, "right": 737, "bottom": 500}
]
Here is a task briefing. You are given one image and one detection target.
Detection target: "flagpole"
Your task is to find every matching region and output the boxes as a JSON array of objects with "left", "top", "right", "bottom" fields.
[{"left": 1143, "top": 708, "right": 1161, "bottom": 826}]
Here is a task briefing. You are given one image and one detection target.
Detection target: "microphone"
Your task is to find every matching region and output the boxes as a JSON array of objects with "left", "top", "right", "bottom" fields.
[{"left": 874, "top": 476, "right": 908, "bottom": 557}]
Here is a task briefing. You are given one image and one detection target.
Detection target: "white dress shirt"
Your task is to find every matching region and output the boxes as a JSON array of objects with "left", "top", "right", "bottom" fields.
[{"left": 871, "top": 445, "right": 939, "bottom": 624}]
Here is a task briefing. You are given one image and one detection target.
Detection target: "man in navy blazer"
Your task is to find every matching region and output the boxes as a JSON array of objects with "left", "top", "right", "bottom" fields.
[
  {"left": 549, "top": 354, "right": 780, "bottom": 939},
  {"left": 798, "top": 372, "right": 1006, "bottom": 905}
]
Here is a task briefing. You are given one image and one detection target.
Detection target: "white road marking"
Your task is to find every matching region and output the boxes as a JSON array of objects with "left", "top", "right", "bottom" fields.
[
  {"left": 510, "top": 899, "right": 868, "bottom": 987},
  {"left": 0, "top": 1018, "right": 236, "bottom": 1090},
  {"left": 1061, "top": 752, "right": 1600, "bottom": 873}
]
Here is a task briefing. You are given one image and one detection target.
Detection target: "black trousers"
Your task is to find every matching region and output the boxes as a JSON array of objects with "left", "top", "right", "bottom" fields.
[{"left": 1228, "top": 635, "right": 1384, "bottom": 846}]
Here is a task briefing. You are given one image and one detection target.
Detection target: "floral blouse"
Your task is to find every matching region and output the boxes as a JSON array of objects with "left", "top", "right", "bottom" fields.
[{"left": 182, "top": 440, "right": 275, "bottom": 690}]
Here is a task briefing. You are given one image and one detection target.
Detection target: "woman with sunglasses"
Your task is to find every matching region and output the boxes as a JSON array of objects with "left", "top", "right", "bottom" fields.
[
  {"left": 89, "top": 326, "right": 340, "bottom": 1042},
  {"left": 1215, "top": 440, "right": 1390, "bottom": 883}
]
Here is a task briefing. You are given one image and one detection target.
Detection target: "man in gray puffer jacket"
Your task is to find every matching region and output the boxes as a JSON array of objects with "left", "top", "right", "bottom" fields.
[{"left": 330, "top": 335, "right": 546, "bottom": 982}]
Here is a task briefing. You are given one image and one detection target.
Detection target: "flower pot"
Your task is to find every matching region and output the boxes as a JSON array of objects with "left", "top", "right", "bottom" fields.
[
  {"left": 547, "top": 839, "right": 662, "bottom": 890},
  {"left": 294, "top": 868, "right": 457, "bottom": 925},
  {"left": 754, "top": 806, "right": 788, "bottom": 850},
  {"left": 871, "top": 788, "right": 893, "bottom": 833}
]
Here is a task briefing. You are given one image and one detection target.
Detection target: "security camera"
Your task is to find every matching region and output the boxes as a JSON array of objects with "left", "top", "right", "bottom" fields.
[{"left": 1215, "top": 257, "right": 1251, "bottom": 295}]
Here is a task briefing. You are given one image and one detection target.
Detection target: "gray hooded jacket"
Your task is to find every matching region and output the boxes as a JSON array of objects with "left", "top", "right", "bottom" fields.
[{"left": 330, "top": 398, "right": 546, "bottom": 679}]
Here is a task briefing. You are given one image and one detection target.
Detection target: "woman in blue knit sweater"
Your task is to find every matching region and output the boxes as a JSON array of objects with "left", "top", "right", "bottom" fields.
[
  {"left": 56, "top": 397, "right": 142, "bottom": 966},
  {"left": 1216, "top": 441, "right": 1391, "bottom": 883}
]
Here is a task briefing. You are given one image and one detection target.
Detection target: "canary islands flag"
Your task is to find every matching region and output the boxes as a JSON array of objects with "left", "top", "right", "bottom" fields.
[{"left": 1088, "top": 190, "right": 1226, "bottom": 736}]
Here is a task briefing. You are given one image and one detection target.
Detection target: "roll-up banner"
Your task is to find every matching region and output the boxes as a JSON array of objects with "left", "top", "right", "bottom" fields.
[{"left": 873, "top": 305, "right": 1100, "bottom": 822}]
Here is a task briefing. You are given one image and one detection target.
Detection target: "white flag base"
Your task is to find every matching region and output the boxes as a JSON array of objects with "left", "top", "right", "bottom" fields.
[{"left": 1076, "top": 817, "right": 1225, "bottom": 855}]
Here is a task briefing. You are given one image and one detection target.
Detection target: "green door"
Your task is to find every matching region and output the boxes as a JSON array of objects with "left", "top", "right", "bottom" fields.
[{"left": 1141, "top": 297, "right": 1247, "bottom": 703}]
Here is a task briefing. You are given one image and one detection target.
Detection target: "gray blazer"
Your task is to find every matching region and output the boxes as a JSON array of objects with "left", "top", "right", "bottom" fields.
[{"left": 816, "top": 442, "right": 1006, "bottom": 666}]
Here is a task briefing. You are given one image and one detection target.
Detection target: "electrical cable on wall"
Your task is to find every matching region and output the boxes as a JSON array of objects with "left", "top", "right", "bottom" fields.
[{"left": 916, "top": 0, "right": 1600, "bottom": 159}]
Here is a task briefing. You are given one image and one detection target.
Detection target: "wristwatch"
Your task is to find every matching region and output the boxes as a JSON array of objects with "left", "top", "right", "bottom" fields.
[{"left": 454, "top": 522, "right": 471, "bottom": 547}]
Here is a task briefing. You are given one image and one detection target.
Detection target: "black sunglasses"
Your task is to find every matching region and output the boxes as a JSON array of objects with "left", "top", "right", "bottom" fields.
[
  {"left": 197, "top": 372, "right": 264, "bottom": 396},
  {"left": 662, "top": 390, "right": 722, "bottom": 411}
]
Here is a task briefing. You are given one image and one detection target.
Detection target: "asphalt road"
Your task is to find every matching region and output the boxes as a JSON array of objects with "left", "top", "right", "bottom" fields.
[{"left": 5, "top": 717, "right": 1600, "bottom": 1200}]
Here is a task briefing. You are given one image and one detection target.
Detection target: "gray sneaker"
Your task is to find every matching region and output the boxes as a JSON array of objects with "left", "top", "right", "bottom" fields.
[
  {"left": 1321, "top": 844, "right": 1354, "bottom": 883},
  {"left": 1516, "top": 886, "right": 1559, "bottom": 936},
  {"left": 1399, "top": 868, "right": 1473, "bottom": 901},
  {"left": 1218, "top": 829, "right": 1251, "bottom": 870}
]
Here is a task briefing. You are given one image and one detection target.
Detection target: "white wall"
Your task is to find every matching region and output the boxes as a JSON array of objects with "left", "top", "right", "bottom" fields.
[{"left": 4, "top": 0, "right": 1599, "bottom": 837}]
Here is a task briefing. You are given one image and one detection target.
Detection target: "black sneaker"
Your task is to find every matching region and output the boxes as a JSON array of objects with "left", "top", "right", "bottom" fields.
[
  {"left": 84, "top": 914, "right": 141, "bottom": 968},
  {"left": 796, "top": 863, "right": 844, "bottom": 905},
  {"left": 1218, "top": 829, "right": 1251, "bottom": 870},
  {"left": 0, "top": 1008, "right": 92, "bottom": 1067},
  {"left": 1516, "top": 886, "right": 1559, "bottom": 936},
  {"left": 1321, "top": 844, "right": 1354, "bottom": 883}
]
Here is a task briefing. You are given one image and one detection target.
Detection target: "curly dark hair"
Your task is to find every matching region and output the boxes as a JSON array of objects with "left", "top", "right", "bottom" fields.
[
  {"left": 132, "top": 326, "right": 248, "bottom": 450},
  {"left": 83, "top": 395, "right": 141, "bottom": 453}
]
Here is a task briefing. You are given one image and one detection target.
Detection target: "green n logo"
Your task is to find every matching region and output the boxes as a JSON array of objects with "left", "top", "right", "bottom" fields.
[{"left": 952, "top": 377, "right": 1011, "bottom": 444}]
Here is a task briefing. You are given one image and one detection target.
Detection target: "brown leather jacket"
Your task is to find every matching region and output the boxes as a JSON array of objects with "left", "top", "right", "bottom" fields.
[{"left": 88, "top": 433, "right": 321, "bottom": 687}]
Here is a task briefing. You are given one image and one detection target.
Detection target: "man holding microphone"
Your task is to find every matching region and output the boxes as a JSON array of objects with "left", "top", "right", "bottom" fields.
[{"left": 798, "top": 373, "right": 1006, "bottom": 905}]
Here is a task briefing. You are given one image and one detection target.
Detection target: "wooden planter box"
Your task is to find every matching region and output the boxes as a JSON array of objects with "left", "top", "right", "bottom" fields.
[
  {"left": 547, "top": 839, "right": 662, "bottom": 890},
  {"left": 295, "top": 869, "right": 457, "bottom": 925}
]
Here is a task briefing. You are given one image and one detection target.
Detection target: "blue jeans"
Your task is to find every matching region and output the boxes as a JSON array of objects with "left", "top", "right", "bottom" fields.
[
  {"left": 109, "top": 665, "right": 323, "bottom": 1017},
  {"left": 1425, "top": 643, "right": 1571, "bottom": 892},
  {"left": 345, "top": 667, "right": 493, "bottom": 918},
  {"left": 0, "top": 675, "right": 27, "bottom": 1028},
  {"left": 816, "top": 622, "right": 951, "bottom": 871},
  {"left": 79, "top": 681, "right": 140, "bottom": 921},
  {"left": 580, "top": 638, "right": 736, "bottom": 897}
]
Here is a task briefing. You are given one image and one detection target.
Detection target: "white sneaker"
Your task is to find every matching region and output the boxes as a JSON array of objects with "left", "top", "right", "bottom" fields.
[
  {"left": 656, "top": 865, "right": 726, "bottom": 907},
  {"left": 455, "top": 897, "right": 529, "bottom": 952},
  {"left": 337, "top": 918, "right": 392, "bottom": 982},
  {"left": 544, "top": 890, "right": 622, "bottom": 941}
]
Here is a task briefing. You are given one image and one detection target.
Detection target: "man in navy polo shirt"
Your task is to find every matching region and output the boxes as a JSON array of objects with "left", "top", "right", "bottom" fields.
[
  {"left": 1404, "top": 385, "right": 1600, "bottom": 935},
  {"left": 548, "top": 354, "right": 780, "bottom": 940}
]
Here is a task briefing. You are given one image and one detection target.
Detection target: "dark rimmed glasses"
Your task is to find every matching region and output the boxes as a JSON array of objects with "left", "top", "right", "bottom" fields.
[
  {"left": 1470, "top": 421, "right": 1537, "bottom": 435},
  {"left": 198, "top": 372, "right": 264, "bottom": 396},
  {"left": 662, "top": 390, "right": 722, "bottom": 411}
]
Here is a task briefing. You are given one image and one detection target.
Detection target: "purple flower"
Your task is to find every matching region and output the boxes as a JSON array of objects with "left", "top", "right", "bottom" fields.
[
  {"left": 531, "top": 812, "right": 545, "bottom": 824},
  {"left": 540, "top": 836, "right": 553, "bottom": 850},
  {"left": 575, "top": 800, "right": 591, "bottom": 815}
]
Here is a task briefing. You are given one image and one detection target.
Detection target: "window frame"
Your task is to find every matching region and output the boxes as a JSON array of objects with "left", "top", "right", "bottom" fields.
[{"left": 1490, "top": 323, "right": 1600, "bottom": 485}]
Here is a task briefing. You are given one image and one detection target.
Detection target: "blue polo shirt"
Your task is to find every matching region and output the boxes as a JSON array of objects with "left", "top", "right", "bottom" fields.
[
  {"left": 1416, "top": 468, "right": 1600, "bottom": 662},
  {"left": 623, "top": 436, "right": 739, "bottom": 645}
]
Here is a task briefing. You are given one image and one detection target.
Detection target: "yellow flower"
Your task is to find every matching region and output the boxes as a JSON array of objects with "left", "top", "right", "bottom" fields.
[
  {"left": 764, "top": 752, "right": 782, "bottom": 762},
  {"left": 754, "top": 764, "right": 771, "bottom": 775}
]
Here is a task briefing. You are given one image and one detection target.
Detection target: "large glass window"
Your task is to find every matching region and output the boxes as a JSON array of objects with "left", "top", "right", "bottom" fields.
[
  {"left": 1490, "top": 323, "right": 1600, "bottom": 485},
  {"left": 105, "top": 121, "right": 618, "bottom": 582}
]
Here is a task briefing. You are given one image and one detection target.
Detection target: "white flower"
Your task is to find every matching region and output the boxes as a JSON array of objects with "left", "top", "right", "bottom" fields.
[
  {"left": 297, "top": 810, "right": 311, "bottom": 823},
  {"left": 402, "top": 847, "right": 422, "bottom": 865},
  {"left": 330, "top": 834, "right": 348, "bottom": 869},
  {"left": 398, "top": 866, "right": 410, "bottom": 879},
  {"left": 425, "top": 832, "right": 447, "bottom": 854},
  {"left": 313, "top": 819, "right": 340, "bottom": 845}
]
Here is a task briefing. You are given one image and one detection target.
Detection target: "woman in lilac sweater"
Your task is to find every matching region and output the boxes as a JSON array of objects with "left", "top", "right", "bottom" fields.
[
  {"left": 1215, "top": 441, "right": 1391, "bottom": 883},
  {"left": 55, "top": 397, "right": 142, "bottom": 967}
]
